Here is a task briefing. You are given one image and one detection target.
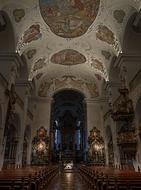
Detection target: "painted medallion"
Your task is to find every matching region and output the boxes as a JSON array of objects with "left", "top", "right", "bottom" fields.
[
  {"left": 51, "top": 49, "right": 86, "bottom": 65},
  {"left": 39, "top": 0, "right": 100, "bottom": 38}
]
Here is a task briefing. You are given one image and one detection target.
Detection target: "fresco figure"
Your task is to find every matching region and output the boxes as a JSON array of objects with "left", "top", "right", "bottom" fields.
[
  {"left": 23, "top": 24, "right": 42, "bottom": 44},
  {"left": 39, "top": 0, "right": 100, "bottom": 38},
  {"left": 51, "top": 49, "right": 86, "bottom": 65}
]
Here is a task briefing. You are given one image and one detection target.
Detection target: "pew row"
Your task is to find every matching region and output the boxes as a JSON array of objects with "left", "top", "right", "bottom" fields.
[
  {"left": 0, "top": 165, "right": 59, "bottom": 190},
  {"left": 78, "top": 165, "right": 141, "bottom": 190}
]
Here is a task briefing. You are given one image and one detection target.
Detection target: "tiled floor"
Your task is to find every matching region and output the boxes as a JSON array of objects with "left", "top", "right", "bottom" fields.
[{"left": 47, "top": 170, "right": 87, "bottom": 190}]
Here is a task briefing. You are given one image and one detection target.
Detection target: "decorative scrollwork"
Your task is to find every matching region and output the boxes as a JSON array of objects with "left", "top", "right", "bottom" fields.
[
  {"left": 88, "top": 127, "right": 105, "bottom": 164},
  {"left": 32, "top": 127, "right": 49, "bottom": 165}
]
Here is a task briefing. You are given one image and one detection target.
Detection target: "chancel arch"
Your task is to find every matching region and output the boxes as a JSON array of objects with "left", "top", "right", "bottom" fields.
[
  {"left": 50, "top": 89, "right": 87, "bottom": 163},
  {"left": 1, "top": 1, "right": 141, "bottom": 189}
]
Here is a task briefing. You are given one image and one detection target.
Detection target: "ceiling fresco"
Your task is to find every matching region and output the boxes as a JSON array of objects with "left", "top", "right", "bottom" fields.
[
  {"left": 39, "top": 0, "right": 100, "bottom": 38},
  {"left": 51, "top": 49, "right": 86, "bottom": 65},
  {"left": 22, "top": 24, "right": 42, "bottom": 44},
  {"left": 1, "top": 0, "right": 140, "bottom": 95},
  {"left": 96, "top": 25, "right": 115, "bottom": 45},
  {"left": 90, "top": 58, "right": 105, "bottom": 73},
  {"left": 17, "top": 24, "right": 42, "bottom": 52}
]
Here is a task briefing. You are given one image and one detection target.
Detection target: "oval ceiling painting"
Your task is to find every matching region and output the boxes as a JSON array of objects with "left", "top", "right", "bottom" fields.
[
  {"left": 39, "top": 0, "right": 100, "bottom": 38},
  {"left": 51, "top": 49, "right": 86, "bottom": 65}
]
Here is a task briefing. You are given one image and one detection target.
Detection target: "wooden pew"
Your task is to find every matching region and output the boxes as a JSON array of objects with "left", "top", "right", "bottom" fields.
[
  {"left": 0, "top": 165, "right": 59, "bottom": 190},
  {"left": 79, "top": 165, "right": 141, "bottom": 190}
]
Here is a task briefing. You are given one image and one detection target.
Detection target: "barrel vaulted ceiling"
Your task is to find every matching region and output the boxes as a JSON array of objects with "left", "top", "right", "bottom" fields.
[{"left": 0, "top": 0, "right": 140, "bottom": 96}]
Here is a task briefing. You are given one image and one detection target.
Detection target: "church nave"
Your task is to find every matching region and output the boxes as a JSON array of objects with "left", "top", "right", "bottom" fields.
[
  {"left": 47, "top": 170, "right": 87, "bottom": 190},
  {"left": 1, "top": 0, "right": 141, "bottom": 189}
]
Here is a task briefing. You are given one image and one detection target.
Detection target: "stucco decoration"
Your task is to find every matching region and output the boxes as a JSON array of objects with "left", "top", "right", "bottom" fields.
[
  {"left": 54, "top": 76, "right": 84, "bottom": 90},
  {"left": 69, "top": 77, "right": 84, "bottom": 89},
  {"left": 39, "top": 0, "right": 100, "bottom": 38},
  {"left": 96, "top": 25, "right": 115, "bottom": 45},
  {"left": 13, "top": 9, "right": 25, "bottom": 22},
  {"left": 33, "top": 58, "right": 46, "bottom": 72},
  {"left": 86, "top": 83, "right": 99, "bottom": 98},
  {"left": 101, "top": 50, "right": 111, "bottom": 60},
  {"left": 113, "top": 10, "right": 125, "bottom": 24},
  {"left": 95, "top": 73, "right": 102, "bottom": 80},
  {"left": 38, "top": 80, "right": 52, "bottom": 97},
  {"left": 94, "top": 59, "right": 104, "bottom": 73},
  {"left": 91, "top": 58, "right": 104, "bottom": 73},
  {"left": 36, "top": 73, "right": 43, "bottom": 80},
  {"left": 51, "top": 49, "right": 86, "bottom": 65},
  {"left": 38, "top": 76, "right": 99, "bottom": 98},
  {"left": 26, "top": 49, "right": 37, "bottom": 59},
  {"left": 55, "top": 77, "right": 66, "bottom": 89}
]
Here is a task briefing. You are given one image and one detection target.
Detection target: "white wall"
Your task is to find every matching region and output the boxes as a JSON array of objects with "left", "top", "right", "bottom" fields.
[{"left": 32, "top": 97, "right": 52, "bottom": 136}]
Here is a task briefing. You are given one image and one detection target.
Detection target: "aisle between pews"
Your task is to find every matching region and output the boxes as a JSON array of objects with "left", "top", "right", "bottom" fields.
[{"left": 47, "top": 170, "right": 87, "bottom": 190}]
